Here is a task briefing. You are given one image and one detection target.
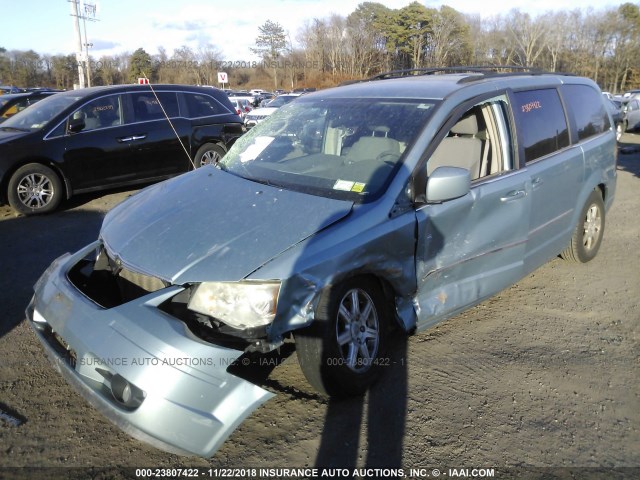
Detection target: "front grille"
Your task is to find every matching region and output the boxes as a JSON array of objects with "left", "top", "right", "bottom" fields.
[
  {"left": 67, "top": 246, "right": 167, "bottom": 308},
  {"left": 117, "top": 263, "right": 166, "bottom": 298}
]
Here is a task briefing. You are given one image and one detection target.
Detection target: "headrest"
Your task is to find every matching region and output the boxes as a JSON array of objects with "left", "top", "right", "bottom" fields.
[
  {"left": 370, "top": 125, "right": 390, "bottom": 137},
  {"left": 451, "top": 114, "right": 478, "bottom": 135}
]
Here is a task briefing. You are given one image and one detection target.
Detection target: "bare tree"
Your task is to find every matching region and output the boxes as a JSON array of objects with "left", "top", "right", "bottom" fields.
[
  {"left": 504, "top": 9, "right": 549, "bottom": 67},
  {"left": 426, "top": 6, "right": 472, "bottom": 67}
]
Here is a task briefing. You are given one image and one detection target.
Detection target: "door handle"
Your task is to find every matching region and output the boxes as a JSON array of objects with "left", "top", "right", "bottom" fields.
[
  {"left": 131, "top": 135, "right": 147, "bottom": 141},
  {"left": 500, "top": 190, "right": 526, "bottom": 202},
  {"left": 117, "top": 136, "right": 134, "bottom": 143}
]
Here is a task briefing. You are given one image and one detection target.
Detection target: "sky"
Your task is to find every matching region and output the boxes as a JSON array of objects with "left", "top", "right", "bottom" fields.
[{"left": 2, "top": 0, "right": 622, "bottom": 62}]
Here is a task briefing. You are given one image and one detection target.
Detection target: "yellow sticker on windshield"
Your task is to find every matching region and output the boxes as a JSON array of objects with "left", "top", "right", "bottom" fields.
[{"left": 351, "top": 182, "right": 366, "bottom": 193}]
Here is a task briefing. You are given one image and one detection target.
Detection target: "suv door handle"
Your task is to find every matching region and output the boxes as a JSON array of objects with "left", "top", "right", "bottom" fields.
[
  {"left": 131, "top": 135, "right": 147, "bottom": 141},
  {"left": 117, "top": 136, "right": 134, "bottom": 143},
  {"left": 500, "top": 190, "right": 526, "bottom": 202}
]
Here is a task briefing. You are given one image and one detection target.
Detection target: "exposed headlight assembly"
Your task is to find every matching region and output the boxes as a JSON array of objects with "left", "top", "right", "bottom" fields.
[{"left": 187, "top": 281, "right": 281, "bottom": 330}]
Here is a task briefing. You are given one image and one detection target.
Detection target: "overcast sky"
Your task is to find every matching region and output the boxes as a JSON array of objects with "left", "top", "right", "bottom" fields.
[{"left": 3, "top": 0, "right": 621, "bottom": 61}]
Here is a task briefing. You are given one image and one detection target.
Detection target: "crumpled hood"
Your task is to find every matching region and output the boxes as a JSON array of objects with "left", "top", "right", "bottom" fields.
[{"left": 101, "top": 167, "right": 353, "bottom": 284}]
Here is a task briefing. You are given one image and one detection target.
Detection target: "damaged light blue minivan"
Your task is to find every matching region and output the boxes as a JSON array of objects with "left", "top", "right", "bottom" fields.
[{"left": 28, "top": 68, "right": 617, "bottom": 457}]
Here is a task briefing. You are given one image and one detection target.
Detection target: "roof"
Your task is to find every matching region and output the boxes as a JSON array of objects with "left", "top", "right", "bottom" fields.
[
  {"left": 54, "top": 84, "right": 228, "bottom": 99},
  {"left": 308, "top": 66, "right": 592, "bottom": 101}
]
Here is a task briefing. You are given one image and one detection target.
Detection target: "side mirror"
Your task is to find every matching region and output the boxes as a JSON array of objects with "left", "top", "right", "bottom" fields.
[
  {"left": 426, "top": 166, "right": 471, "bottom": 203},
  {"left": 68, "top": 112, "right": 85, "bottom": 134}
]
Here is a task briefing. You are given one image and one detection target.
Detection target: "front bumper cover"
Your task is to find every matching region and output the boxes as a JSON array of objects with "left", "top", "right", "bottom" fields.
[{"left": 27, "top": 241, "right": 274, "bottom": 457}]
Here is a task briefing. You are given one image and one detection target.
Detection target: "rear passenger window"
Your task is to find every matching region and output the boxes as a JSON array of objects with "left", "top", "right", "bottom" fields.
[
  {"left": 130, "top": 92, "right": 179, "bottom": 122},
  {"left": 513, "top": 89, "right": 569, "bottom": 163},
  {"left": 563, "top": 85, "right": 611, "bottom": 141},
  {"left": 184, "top": 93, "right": 225, "bottom": 118}
]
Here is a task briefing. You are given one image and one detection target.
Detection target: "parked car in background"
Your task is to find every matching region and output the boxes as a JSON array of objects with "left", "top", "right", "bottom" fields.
[
  {"left": 0, "top": 85, "right": 22, "bottom": 94},
  {"left": 0, "top": 91, "right": 59, "bottom": 123},
  {"left": 28, "top": 67, "right": 616, "bottom": 458},
  {"left": 606, "top": 99, "right": 624, "bottom": 140},
  {"left": 230, "top": 98, "right": 252, "bottom": 119},
  {"left": 0, "top": 84, "right": 243, "bottom": 214},
  {"left": 257, "top": 92, "right": 275, "bottom": 106},
  {"left": 227, "top": 90, "right": 254, "bottom": 102},
  {"left": 244, "top": 93, "right": 301, "bottom": 128},
  {"left": 620, "top": 97, "right": 640, "bottom": 134}
]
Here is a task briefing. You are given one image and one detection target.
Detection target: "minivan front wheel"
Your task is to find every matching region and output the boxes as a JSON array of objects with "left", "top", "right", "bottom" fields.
[
  {"left": 561, "top": 190, "right": 605, "bottom": 263},
  {"left": 7, "top": 163, "right": 63, "bottom": 215},
  {"left": 194, "top": 143, "right": 225, "bottom": 168},
  {"left": 295, "top": 277, "right": 389, "bottom": 397}
]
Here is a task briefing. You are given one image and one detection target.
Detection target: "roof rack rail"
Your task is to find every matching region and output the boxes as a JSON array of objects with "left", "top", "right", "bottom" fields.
[{"left": 365, "top": 65, "right": 562, "bottom": 83}]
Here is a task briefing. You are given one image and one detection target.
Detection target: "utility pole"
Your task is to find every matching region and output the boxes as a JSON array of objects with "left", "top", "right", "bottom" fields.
[
  {"left": 70, "top": 0, "right": 85, "bottom": 88},
  {"left": 69, "top": 0, "right": 98, "bottom": 89}
]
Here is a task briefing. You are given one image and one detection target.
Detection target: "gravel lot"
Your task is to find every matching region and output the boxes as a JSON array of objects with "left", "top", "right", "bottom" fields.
[{"left": 0, "top": 135, "right": 638, "bottom": 479}]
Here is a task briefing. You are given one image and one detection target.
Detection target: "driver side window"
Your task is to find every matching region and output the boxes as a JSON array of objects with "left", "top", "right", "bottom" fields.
[
  {"left": 72, "top": 95, "right": 123, "bottom": 132},
  {"left": 428, "top": 95, "right": 512, "bottom": 181}
]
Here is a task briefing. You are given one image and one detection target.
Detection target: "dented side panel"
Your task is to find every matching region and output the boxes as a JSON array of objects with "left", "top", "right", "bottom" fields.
[
  {"left": 254, "top": 206, "right": 419, "bottom": 336},
  {"left": 414, "top": 169, "right": 531, "bottom": 330}
]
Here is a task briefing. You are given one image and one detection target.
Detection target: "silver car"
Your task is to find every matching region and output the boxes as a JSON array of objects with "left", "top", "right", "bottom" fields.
[{"left": 28, "top": 68, "right": 617, "bottom": 457}]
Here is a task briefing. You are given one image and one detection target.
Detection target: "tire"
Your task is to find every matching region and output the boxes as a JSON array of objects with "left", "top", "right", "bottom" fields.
[
  {"left": 295, "top": 277, "right": 389, "bottom": 397},
  {"left": 7, "top": 163, "right": 63, "bottom": 215},
  {"left": 560, "top": 190, "right": 605, "bottom": 263},
  {"left": 194, "top": 143, "right": 225, "bottom": 168}
]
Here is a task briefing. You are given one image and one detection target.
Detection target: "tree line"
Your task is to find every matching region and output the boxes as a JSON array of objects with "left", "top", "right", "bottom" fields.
[{"left": 1, "top": 1, "right": 639, "bottom": 93}]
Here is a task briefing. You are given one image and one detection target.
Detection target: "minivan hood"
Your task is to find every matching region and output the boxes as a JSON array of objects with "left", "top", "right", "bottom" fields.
[{"left": 101, "top": 167, "right": 353, "bottom": 284}]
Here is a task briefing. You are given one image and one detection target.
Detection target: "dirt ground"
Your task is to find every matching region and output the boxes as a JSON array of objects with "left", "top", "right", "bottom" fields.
[{"left": 0, "top": 135, "right": 638, "bottom": 480}]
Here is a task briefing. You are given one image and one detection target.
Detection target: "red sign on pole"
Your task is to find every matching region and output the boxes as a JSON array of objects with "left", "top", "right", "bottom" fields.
[{"left": 138, "top": 78, "right": 149, "bottom": 84}]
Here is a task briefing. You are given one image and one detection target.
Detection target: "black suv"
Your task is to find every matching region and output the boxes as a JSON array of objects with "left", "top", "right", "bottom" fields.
[{"left": 0, "top": 84, "right": 243, "bottom": 214}]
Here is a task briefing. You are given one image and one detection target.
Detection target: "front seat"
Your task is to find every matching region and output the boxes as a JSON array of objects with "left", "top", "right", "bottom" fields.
[
  {"left": 345, "top": 126, "right": 400, "bottom": 163},
  {"left": 427, "top": 112, "right": 483, "bottom": 179}
]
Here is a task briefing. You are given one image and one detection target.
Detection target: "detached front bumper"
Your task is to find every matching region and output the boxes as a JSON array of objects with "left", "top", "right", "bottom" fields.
[{"left": 27, "top": 242, "right": 274, "bottom": 457}]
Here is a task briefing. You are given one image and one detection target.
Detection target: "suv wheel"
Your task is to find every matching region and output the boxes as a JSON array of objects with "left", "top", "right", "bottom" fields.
[
  {"left": 194, "top": 143, "right": 225, "bottom": 168},
  {"left": 560, "top": 190, "right": 605, "bottom": 263},
  {"left": 295, "top": 277, "right": 389, "bottom": 397},
  {"left": 8, "top": 163, "right": 63, "bottom": 215}
]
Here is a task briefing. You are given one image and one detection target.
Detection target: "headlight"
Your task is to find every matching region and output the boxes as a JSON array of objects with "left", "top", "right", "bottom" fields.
[{"left": 187, "top": 281, "right": 281, "bottom": 329}]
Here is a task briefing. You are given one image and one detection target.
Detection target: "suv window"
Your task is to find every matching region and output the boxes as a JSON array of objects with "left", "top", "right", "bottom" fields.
[
  {"left": 184, "top": 93, "right": 225, "bottom": 118},
  {"left": 428, "top": 95, "right": 513, "bottom": 181},
  {"left": 513, "top": 89, "right": 569, "bottom": 163},
  {"left": 562, "top": 85, "right": 611, "bottom": 141},
  {"left": 75, "top": 95, "right": 123, "bottom": 131},
  {"left": 130, "top": 91, "right": 179, "bottom": 122}
]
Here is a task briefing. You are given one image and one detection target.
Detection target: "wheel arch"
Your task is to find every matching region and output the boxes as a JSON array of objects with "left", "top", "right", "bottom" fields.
[
  {"left": 194, "top": 139, "right": 228, "bottom": 156},
  {"left": 317, "top": 270, "right": 409, "bottom": 334}
]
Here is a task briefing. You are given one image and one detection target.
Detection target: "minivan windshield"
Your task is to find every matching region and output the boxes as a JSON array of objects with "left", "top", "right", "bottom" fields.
[
  {"left": 220, "top": 97, "right": 437, "bottom": 202},
  {"left": 1, "top": 94, "right": 82, "bottom": 132}
]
